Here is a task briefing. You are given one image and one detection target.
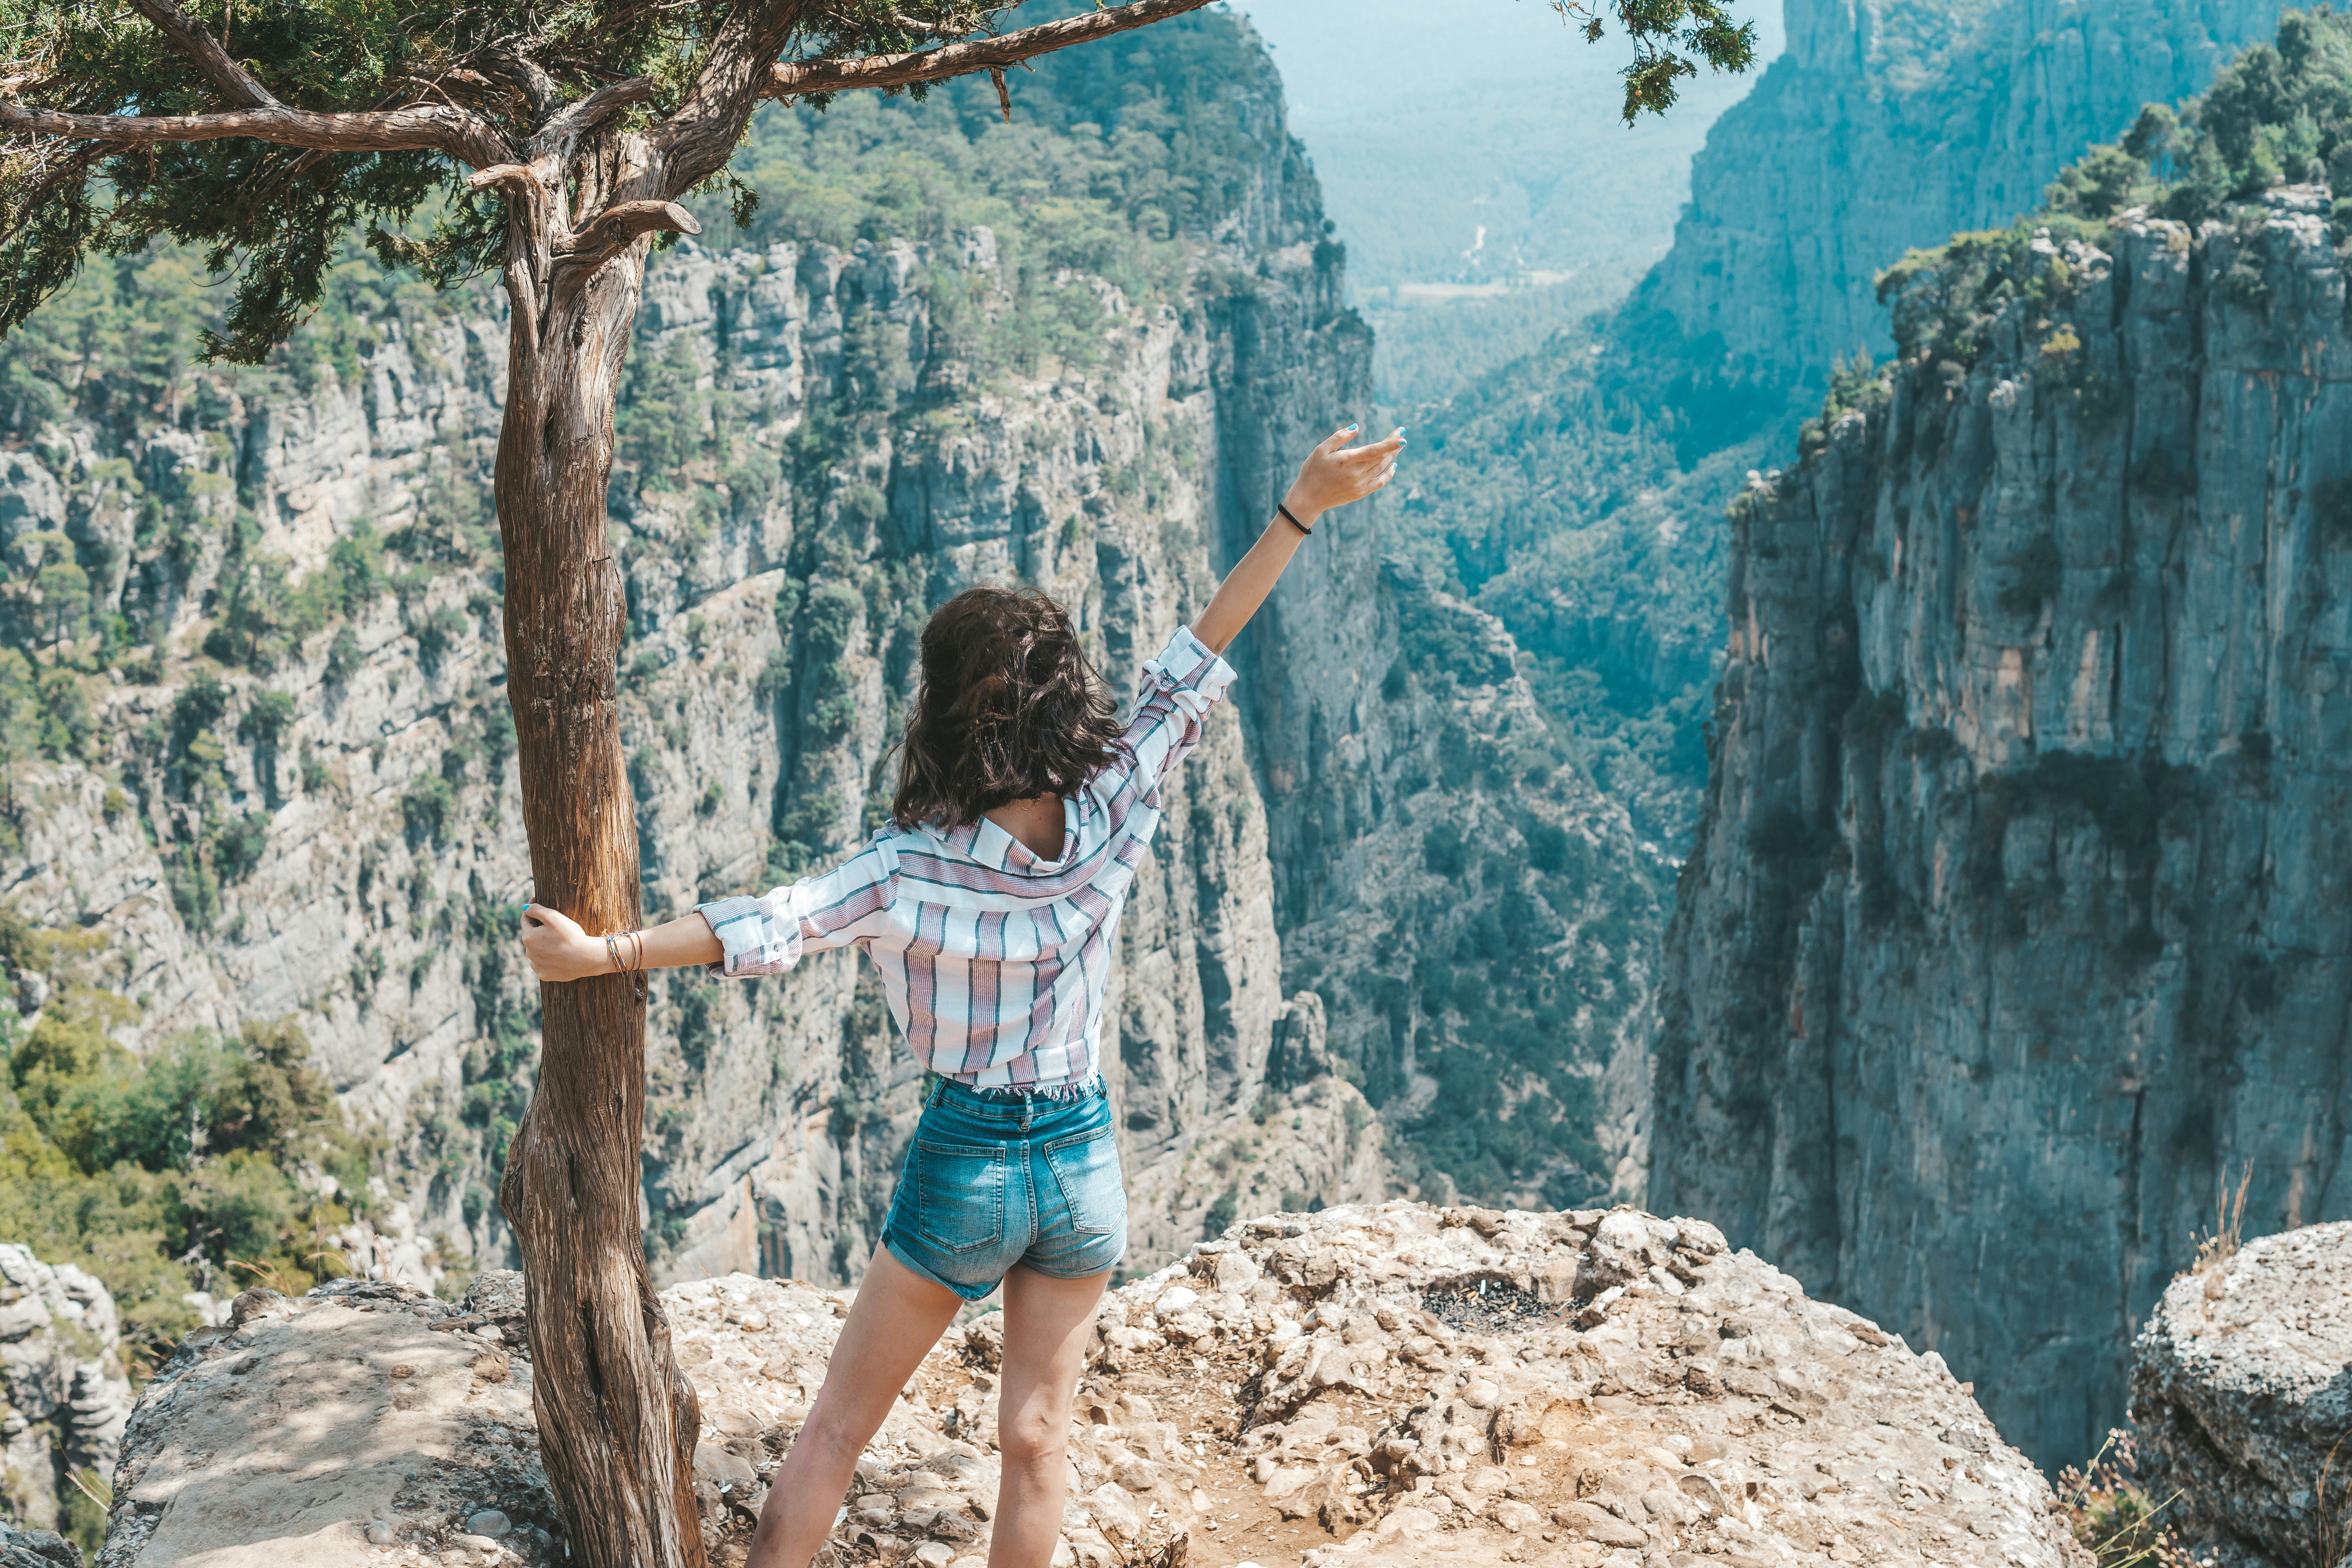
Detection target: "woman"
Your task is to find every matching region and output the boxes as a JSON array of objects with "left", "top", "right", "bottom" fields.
[{"left": 520, "top": 421, "right": 1405, "bottom": 1568}]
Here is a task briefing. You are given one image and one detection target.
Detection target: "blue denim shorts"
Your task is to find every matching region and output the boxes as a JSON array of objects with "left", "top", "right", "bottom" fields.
[{"left": 880, "top": 1076, "right": 1128, "bottom": 1301}]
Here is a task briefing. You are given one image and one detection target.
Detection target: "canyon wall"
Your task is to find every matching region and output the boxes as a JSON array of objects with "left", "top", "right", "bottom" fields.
[
  {"left": 0, "top": 11, "right": 1641, "bottom": 1304},
  {"left": 1621, "top": 0, "right": 2292, "bottom": 432},
  {"left": 1650, "top": 194, "right": 2352, "bottom": 1467},
  {"left": 0, "top": 225, "right": 1375, "bottom": 1288}
]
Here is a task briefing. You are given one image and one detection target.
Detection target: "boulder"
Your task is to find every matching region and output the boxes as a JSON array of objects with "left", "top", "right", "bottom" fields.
[
  {"left": 93, "top": 1204, "right": 2091, "bottom": 1566},
  {"left": 0, "top": 1522, "right": 82, "bottom": 1568},
  {"left": 2132, "top": 1221, "right": 2352, "bottom": 1567},
  {"left": 0, "top": 1245, "right": 132, "bottom": 1535}
]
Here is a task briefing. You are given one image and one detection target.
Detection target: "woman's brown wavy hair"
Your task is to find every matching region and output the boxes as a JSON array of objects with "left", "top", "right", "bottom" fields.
[{"left": 891, "top": 586, "right": 1125, "bottom": 829}]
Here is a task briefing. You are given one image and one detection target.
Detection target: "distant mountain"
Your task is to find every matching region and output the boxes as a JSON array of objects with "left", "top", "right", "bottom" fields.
[{"left": 1627, "top": 0, "right": 2294, "bottom": 448}]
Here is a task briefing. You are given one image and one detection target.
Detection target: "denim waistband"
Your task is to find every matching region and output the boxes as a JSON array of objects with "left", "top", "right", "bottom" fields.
[{"left": 927, "top": 1073, "right": 1104, "bottom": 1125}]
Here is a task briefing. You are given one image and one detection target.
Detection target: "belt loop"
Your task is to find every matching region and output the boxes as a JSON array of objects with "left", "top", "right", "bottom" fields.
[
  {"left": 927, "top": 1076, "right": 944, "bottom": 1112},
  {"left": 1018, "top": 1094, "right": 1034, "bottom": 1134}
]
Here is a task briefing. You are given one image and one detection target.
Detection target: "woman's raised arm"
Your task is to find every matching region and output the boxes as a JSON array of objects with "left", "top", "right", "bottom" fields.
[{"left": 1190, "top": 423, "right": 1404, "bottom": 654}]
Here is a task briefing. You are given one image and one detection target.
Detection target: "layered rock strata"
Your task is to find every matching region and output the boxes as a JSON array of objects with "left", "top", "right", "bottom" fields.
[
  {"left": 2132, "top": 1222, "right": 2352, "bottom": 1568},
  {"left": 0, "top": 1246, "right": 132, "bottom": 1535},
  {"left": 1651, "top": 197, "right": 2352, "bottom": 1467},
  {"left": 94, "top": 1201, "right": 2086, "bottom": 1567}
]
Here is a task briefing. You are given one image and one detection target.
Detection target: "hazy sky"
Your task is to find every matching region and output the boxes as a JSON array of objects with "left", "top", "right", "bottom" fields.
[
  {"left": 1229, "top": 0, "right": 1786, "bottom": 123},
  {"left": 1222, "top": 0, "right": 1788, "bottom": 290}
]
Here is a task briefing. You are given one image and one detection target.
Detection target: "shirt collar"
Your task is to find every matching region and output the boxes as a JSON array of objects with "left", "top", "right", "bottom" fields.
[{"left": 966, "top": 797, "right": 1078, "bottom": 875}]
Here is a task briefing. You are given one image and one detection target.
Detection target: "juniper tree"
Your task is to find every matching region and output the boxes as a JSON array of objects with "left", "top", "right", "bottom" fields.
[{"left": 0, "top": 2, "right": 1753, "bottom": 1563}]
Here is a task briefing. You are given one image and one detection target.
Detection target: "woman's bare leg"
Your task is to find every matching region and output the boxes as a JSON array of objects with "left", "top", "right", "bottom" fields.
[
  {"left": 747, "top": 1247, "right": 963, "bottom": 1568},
  {"left": 989, "top": 1264, "right": 1109, "bottom": 1568}
]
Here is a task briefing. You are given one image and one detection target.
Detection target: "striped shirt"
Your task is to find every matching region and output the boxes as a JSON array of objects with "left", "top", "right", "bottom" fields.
[{"left": 695, "top": 625, "right": 1237, "bottom": 1092}]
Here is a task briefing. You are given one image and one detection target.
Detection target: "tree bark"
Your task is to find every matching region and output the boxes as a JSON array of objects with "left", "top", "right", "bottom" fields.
[{"left": 494, "top": 130, "right": 707, "bottom": 1568}]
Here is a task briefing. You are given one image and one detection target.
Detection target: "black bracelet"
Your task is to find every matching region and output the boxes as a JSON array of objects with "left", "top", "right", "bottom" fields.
[{"left": 1278, "top": 503, "right": 1312, "bottom": 537}]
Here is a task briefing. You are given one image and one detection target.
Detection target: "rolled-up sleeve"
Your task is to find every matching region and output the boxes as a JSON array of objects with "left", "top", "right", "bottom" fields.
[
  {"left": 695, "top": 836, "right": 900, "bottom": 978},
  {"left": 1115, "top": 624, "right": 1238, "bottom": 789}
]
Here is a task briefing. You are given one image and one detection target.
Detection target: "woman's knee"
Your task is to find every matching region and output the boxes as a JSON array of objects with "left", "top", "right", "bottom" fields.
[{"left": 996, "top": 1406, "right": 1067, "bottom": 1472}]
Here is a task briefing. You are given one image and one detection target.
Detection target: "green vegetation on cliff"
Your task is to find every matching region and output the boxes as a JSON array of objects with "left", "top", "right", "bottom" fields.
[
  {"left": 0, "top": 910, "right": 375, "bottom": 1368},
  {"left": 1878, "top": 9, "right": 2352, "bottom": 365}
]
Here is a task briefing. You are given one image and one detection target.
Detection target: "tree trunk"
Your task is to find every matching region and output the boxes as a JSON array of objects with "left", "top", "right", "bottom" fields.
[{"left": 494, "top": 134, "right": 707, "bottom": 1568}]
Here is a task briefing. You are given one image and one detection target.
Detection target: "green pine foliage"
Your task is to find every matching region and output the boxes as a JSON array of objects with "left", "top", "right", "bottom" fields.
[
  {"left": 0, "top": 906, "right": 377, "bottom": 1373},
  {"left": 1876, "top": 9, "right": 2352, "bottom": 369},
  {"left": 1383, "top": 330, "right": 1746, "bottom": 849},
  {"left": 0, "top": 0, "right": 1747, "bottom": 382}
]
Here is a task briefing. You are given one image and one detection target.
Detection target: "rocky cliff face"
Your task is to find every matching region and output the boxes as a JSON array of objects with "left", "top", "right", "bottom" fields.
[
  {"left": 1622, "top": 0, "right": 2290, "bottom": 433},
  {"left": 0, "top": 12, "right": 1640, "bottom": 1296},
  {"left": 2131, "top": 1222, "right": 2352, "bottom": 1567},
  {"left": 0, "top": 1245, "right": 131, "bottom": 1542},
  {"left": 91, "top": 1202, "right": 2092, "bottom": 1567},
  {"left": 0, "top": 228, "right": 1375, "bottom": 1287},
  {"left": 1651, "top": 195, "right": 2352, "bottom": 1468}
]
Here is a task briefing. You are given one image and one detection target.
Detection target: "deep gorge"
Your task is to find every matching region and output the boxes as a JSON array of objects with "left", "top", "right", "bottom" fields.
[{"left": 0, "top": 2, "right": 1648, "bottom": 1411}]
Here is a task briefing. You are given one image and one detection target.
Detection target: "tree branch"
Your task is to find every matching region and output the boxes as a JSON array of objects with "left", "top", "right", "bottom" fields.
[
  {"left": 655, "top": 0, "right": 817, "bottom": 196},
  {"left": 0, "top": 98, "right": 512, "bottom": 169},
  {"left": 127, "top": 0, "right": 279, "bottom": 109},
  {"left": 559, "top": 199, "right": 701, "bottom": 258},
  {"left": 765, "top": 0, "right": 1215, "bottom": 100},
  {"left": 528, "top": 76, "right": 658, "bottom": 161}
]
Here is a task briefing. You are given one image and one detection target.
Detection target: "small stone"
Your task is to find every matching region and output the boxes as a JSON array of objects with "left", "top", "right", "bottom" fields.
[
  {"left": 1553, "top": 1501, "right": 1647, "bottom": 1549},
  {"left": 1494, "top": 1499, "right": 1544, "bottom": 1532},
  {"left": 1088, "top": 1481, "right": 1143, "bottom": 1540},
  {"left": 466, "top": 1510, "right": 512, "bottom": 1539},
  {"left": 911, "top": 1546, "right": 955, "bottom": 1568},
  {"left": 453, "top": 1534, "right": 500, "bottom": 1555},
  {"left": 364, "top": 1520, "right": 397, "bottom": 1545}
]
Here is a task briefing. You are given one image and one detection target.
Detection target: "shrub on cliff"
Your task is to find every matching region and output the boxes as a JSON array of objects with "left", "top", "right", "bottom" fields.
[
  {"left": 1877, "top": 8, "right": 2352, "bottom": 368},
  {"left": 0, "top": 908, "right": 377, "bottom": 1369}
]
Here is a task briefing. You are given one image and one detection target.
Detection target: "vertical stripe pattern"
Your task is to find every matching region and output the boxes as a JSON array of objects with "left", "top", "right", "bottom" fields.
[{"left": 694, "top": 624, "right": 1235, "bottom": 1092}]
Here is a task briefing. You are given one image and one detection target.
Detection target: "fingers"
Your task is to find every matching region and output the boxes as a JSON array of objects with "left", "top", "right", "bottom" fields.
[
  {"left": 1318, "top": 422, "right": 1360, "bottom": 455},
  {"left": 1334, "top": 426, "right": 1406, "bottom": 463}
]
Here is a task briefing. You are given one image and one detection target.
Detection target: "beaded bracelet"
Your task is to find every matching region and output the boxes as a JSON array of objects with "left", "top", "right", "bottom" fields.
[{"left": 605, "top": 929, "right": 649, "bottom": 974}]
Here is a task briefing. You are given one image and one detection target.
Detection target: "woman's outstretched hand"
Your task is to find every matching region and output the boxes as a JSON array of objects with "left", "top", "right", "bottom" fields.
[
  {"left": 1192, "top": 422, "right": 1406, "bottom": 654},
  {"left": 520, "top": 903, "right": 605, "bottom": 982},
  {"left": 1282, "top": 423, "right": 1405, "bottom": 526},
  {"left": 519, "top": 904, "right": 726, "bottom": 980}
]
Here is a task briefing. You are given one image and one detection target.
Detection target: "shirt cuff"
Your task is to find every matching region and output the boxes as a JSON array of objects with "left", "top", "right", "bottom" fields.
[
  {"left": 693, "top": 893, "right": 803, "bottom": 977},
  {"left": 1148, "top": 624, "right": 1237, "bottom": 703}
]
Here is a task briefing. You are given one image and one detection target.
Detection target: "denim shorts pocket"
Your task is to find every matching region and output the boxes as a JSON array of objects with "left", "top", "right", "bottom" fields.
[
  {"left": 913, "top": 1141, "right": 1007, "bottom": 1255},
  {"left": 1042, "top": 1123, "right": 1123, "bottom": 1236}
]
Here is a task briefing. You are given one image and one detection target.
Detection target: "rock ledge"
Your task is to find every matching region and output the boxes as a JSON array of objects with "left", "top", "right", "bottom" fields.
[
  {"left": 2133, "top": 1221, "right": 2352, "bottom": 1568},
  {"left": 98, "top": 1203, "right": 2089, "bottom": 1566}
]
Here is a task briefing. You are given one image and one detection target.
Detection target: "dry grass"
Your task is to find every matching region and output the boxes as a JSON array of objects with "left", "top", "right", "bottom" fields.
[
  {"left": 1111, "top": 1529, "right": 1190, "bottom": 1568},
  {"left": 2310, "top": 1439, "right": 2350, "bottom": 1568},
  {"left": 66, "top": 1466, "right": 111, "bottom": 1510},
  {"left": 2056, "top": 1430, "right": 2203, "bottom": 1568},
  {"left": 2190, "top": 1163, "right": 2253, "bottom": 1282}
]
